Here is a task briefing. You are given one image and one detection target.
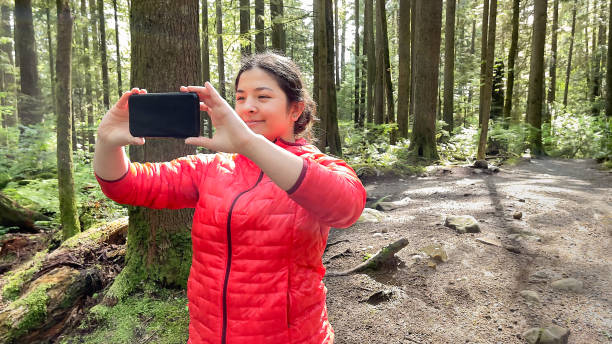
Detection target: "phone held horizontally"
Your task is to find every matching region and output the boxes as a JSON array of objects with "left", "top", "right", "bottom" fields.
[{"left": 129, "top": 92, "right": 200, "bottom": 138}]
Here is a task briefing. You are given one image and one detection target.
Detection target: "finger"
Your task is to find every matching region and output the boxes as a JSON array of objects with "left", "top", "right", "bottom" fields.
[
  {"left": 203, "top": 82, "right": 226, "bottom": 106},
  {"left": 130, "top": 136, "right": 146, "bottom": 145},
  {"left": 140, "top": 89, "right": 147, "bottom": 94},
  {"left": 179, "top": 86, "right": 187, "bottom": 92},
  {"left": 199, "top": 102, "right": 209, "bottom": 112},
  {"left": 185, "top": 85, "right": 207, "bottom": 99},
  {"left": 116, "top": 91, "right": 134, "bottom": 109},
  {"left": 185, "top": 136, "right": 213, "bottom": 148}
]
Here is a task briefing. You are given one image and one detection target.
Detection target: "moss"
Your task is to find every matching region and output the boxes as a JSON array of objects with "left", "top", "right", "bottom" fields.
[
  {"left": 6, "top": 283, "right": 51, "bottom": 341},
  {"left": 60, "top": 289, "right": 189, "bottom": 344},
  {"left": 2, "top": 250, "right": 48, "bottom": 301}
]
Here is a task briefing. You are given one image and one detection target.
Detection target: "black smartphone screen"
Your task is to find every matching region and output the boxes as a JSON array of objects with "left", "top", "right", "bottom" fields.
[{"left": 128, "top": 92, "right": 200, "bottom": 138}]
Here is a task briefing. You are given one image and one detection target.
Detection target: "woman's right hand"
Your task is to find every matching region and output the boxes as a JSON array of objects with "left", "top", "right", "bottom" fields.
[{"left": 96, "top": 88, "right": 147, "bottom": 148}]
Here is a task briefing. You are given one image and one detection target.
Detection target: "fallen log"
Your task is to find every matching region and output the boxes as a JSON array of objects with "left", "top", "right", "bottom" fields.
[
  {"left": 0, "top": 192, "right": 50, "bottom": 232},
  {"left": 325, "top": 238, "right": 409, "bottom": 277}
]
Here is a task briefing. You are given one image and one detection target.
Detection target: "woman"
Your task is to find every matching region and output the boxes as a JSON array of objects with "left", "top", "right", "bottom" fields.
[{"left": 94, "top": 53, "right": 366, "bottom": 344}]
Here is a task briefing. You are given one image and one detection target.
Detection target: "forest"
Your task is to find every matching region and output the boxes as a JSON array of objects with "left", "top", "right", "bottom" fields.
[{"left": 0, "top": 0, "right": 611, "bottom": 343}]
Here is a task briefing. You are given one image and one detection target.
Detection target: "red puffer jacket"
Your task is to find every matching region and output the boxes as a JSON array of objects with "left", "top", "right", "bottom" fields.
[{"left": 96, "top": 137, "right": 366, "bottom": 344}]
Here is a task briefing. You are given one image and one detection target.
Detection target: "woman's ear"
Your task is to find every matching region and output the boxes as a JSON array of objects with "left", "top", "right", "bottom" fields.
[{"left": 290, "top": 101, "right": 305, "bottom": 121}]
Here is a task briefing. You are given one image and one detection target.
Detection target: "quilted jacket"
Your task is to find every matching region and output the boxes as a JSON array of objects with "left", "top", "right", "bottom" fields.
[{"left": 96, "top": 137, "right": 367, "bottom": 344}]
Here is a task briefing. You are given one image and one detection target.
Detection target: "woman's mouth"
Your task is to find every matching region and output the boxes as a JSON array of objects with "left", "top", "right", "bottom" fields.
[{"left": 245, "top": 120, "right": 264, "bottom": 126}]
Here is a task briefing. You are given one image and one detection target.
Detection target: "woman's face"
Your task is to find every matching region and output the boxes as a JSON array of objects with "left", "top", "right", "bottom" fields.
[{"left": 235, "top": 67, "right": 303, "bottom": 142}]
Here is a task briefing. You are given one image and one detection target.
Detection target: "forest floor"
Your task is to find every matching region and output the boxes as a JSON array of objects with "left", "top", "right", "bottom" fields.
[{"left": 324, "top": 158, "right": 612, "bottom": 344}]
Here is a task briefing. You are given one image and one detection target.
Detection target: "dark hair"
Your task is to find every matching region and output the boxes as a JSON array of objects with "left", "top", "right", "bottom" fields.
[{"left": 234, "top": 52, "right": 317, "bottom": 140}]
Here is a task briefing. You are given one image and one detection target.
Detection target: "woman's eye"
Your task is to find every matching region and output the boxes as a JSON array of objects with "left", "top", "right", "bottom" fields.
[
  {"left": 259, "top": 95, "right": 270, "bottom": 99},
  {"left": 236, "top": 97, "right": 245, "bottom": 101}
]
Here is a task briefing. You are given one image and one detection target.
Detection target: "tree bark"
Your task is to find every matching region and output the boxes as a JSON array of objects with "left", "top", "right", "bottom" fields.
[
  {"left": 45, "top": 3, "right": 56, "bottom": 113},
  {"left": 563, "top": 0, "right": 576, "bottom": 108},
  {"left": 254, "top": 0, "right": 265, "bottom": 52},
  {"left": 379, "top": 0, "right": 394, "bottom": 141},
  {"left": 215, "top": 0, "right": 225, "bottom": 98},
  {"left": 353, "top": 0, "right": 360, "bottom": 125},
  {"left": 476, "top": 0, "right": 497, "bottom": 161},
  {"left": 397, "top": 0, "right": 410, "bottom": 138},
  {"left": 547, "top": 0, "right": 558, "bottom": 107},
  {"left": 373, "top": 0, "right": 384, "bottom": 125},
  {"left": 113, "top": 0, "right": 122, "bottom": 97},
  {"left": 56, "top": 0, "right": 81, "bottom": 240},
  {"left": 364, "top": 0, "right": 375, "bottom": 124},
  {"left": 334, "top": 0, "right": 340, "bottom": 87},
  {"left": 477, "top": 0, "right": 489, "bottom": 127},
  {"left": 442, "top": 0, "right": 455, "bottom": 134},
  {"left": 88, "top": 0, "right": 100, "bottom": 152},
  {"left": 201, "top": 0, "right": 212, "bottom": 138},
  {"left": 340, "top": 0, "right": 346, "bottom": 83},
  {"left": 270, "top": 0, "right": 285, "bottom": 53},
  {"left": 239, "top": 0, "right": 251, "bottom": 56},
  {"left": 97, "top": 0, "right": 110, "bottom": 109},
  {"left": 607, "top": 0, "right": 612, "bottom": 118},
  {"left": 526, "top": 0, "right": 547, "bottom": 155},
  {"left": 15, "top": 0, "right": 42, "bottom": 126},
  {"left": 80, "top": 0, "right": 93, "bottom": 150},
  {"left": 0, "top": 5, "right": 16, "bottom": 129},
  {"left": 408, "top": 0, "right": 441, "bottom": 160},
  {"left": 591, "top": 1, "right": 606, "bottom": 115},
  {"left": 121, "top": 0, "right": 201, "bottom": 295},
  {"left": 503, "top": 0, "right": 519, "bottom": 124}
]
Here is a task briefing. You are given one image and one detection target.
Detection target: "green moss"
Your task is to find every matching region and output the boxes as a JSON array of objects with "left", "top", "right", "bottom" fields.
[
  {"left": 2, "top": 250, "right": 47, "bottom": 301},
  {"left": 7, "top": 283, "right": 51, "bottom": 341},
  {"left": 60, "top": 289, "right": 189, "bottom": 344}
]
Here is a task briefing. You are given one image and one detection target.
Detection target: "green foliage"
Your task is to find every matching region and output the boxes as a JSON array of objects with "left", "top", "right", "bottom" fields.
[{"left": 61, "top": 290, "right": 189, "bottom": 344}]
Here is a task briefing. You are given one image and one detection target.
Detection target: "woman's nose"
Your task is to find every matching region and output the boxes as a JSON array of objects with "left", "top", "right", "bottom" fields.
[{"left": 244, "top": 98, "right": 257, "bottom": 113}]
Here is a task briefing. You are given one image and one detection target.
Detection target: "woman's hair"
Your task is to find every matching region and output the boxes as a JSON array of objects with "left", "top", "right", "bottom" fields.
[{"left": 234, "top": 52, "right": 317, "bottom": 139}]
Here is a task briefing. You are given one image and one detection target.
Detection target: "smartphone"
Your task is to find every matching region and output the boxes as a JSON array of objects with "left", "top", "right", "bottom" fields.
[{"left": 129, "top": 92, "right": 200, "bottom": 138}]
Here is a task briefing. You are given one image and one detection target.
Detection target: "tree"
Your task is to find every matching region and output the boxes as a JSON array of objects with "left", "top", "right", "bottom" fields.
[
  {"left": 607, "top": 0, "right": 612, "bottom": 118},
  {"left": 364, "top": 0, "right": 374, "bottom": 123},
  {"left": 334, "top": 0, "right": 339, "bottom": 87},
  {"left": 15, "top": 0, "right": 42, "bottom": 126},
  {"left": 477, "top": 0, "right": 489, "bottom": 127},
  {"left": 240, "top": 0, "right": 251, "bottom": 56},
  {"left": 55, "top": 0, "right": 81, "bottom": 240},
  {"left": 397, "top": 0, "right": 410, "bottom": 138},
  {"left": 97, "top": 0, "right": 110, "bottom": 109},
  {"left": 270, "top": 0, "right": 285, "bottom": 53},
  {"left": 563, "top": 0, "right": 577, "bottom": 108},
  {"left": 113, "top": 0, "right": 201, "bottom": 297},
  {"left": 547, "top": 0, "right": 559, "bottom": 107},
  {"left": 373, "top": 0, "right": 384, "bottom": 125},
  {"left": 81, "top": 0, "right": 93, "bottom": 149},
  {"left": 202, "top": 0, "right": 212, "bottom": 138},
  {"left": 353, "top": 0, "right": 360, "bottom": 126},
  {"left": 44, "top": 2, "right": 55, "bottom": 112},
  {"left": 0, "top": 5, "right": 16, "bottom": 129},
  {"left": 254, "top": 0, "right": 265, "bottom": 52},
  {"left": 88, "top": 0, "right": 100, "bottom": 151},
  {"left": 442, "top": 0, "right": 455, "bottom": 134},
  {"left": 503, "top": 0, "right": 519, "bottom": 124},
  {"left": 526, "top": 0, "right": 547, "bottom": 155},
  {"left": 113, "top": 0, "right": 122, "bottom": 96},
  {"left": 408, "top": 0, "right": 441, "bottom": 160},
  {"left": 216, "top": 0, "right": 225, "bottom": 98},
  {"left": 476, "top": 0, "right": 497, "bottom": 161}
]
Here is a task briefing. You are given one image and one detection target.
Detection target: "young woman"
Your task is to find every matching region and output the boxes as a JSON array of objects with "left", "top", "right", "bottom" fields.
[{"left": 94, "top": 53, "right": 366, "bottom": 344}]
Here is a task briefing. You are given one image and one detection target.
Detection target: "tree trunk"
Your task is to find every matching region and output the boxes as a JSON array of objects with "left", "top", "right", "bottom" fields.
[
  {"left": 15, "top": 0, "right": 42, "bottom": 126},
  {"left": 334, "top": 0, "right": 340, "bottom": 87},
  {"left": 113, "top": 0, "right": 122, "bottom": 97},
  {"left": 547, "top": 0, "right": 558, "bottom": 107},
  {"left": 88, "top": 0, "right": 99, "bottom": 152},
  {"left": 45, "top": 3, "right": 56, "bottom": 114},
  {"left": 409, "top": 0, "right": 416, "bottom": 126},
  {"left": 340, "top": 0, "right": 346, "bottom": 83},
  {"left": 397, "top": 0, "right": 410, "bottom": 138},
  {"left": 607, "top": 0, "right": 612, "bottom": 118},
  {"left": 270, "top": 0, "right": 285, "bottom": 53},
  {"left": 80, "top": 0, "right": 93, "bottom": 150},
  {"left": 201, "top": 0, "right": 212, "bottom": 138},
  {"left": 254, "top": 0, "right": 265, "bottom": 52},
  {"left": 215, "top": 0, "right": 225, "bottom": 98},
  {"left": 359, "top": 8, "right": 366, "bottom": 127},
  {"left": 97, "top": 0, "right": 110, "bottom": 109},
  {"left": 240, "top": 0, "right": 251, "bottom": 56},
  {"left": 56, "top": 0, "right": 81, "bottom": 240},
  {"left": 503, "top": 0, "right": 519, "bottom": 124},
  {"left": 364, "top": 0, "right": 375, "bottom": 124},
  {"left": 591, "top": 2, "right": 606, "bottom": 115},
  {"left": 476, "top": 0, "right": 497, "bottom": 161},
  {"left": 353, "top": 0, "right": 360, "bottom": 125},
  {"left": 408, "top": 0, "right": 441, "bottom": 160},
  {"left": 117, "top": 0, "right": 201, "bottom": 296},
  {"left": 563, "top": 0, "right": 576, "bottom": 108},
  {"left": 0, "top": 5, "right": 16, "bottom": 129},
  {"left": 477, "top": 0, "right": 489, "bottom": 127},
  {"left": 442, "top": 0, "right": 455, "bottom": 135},
  {"left": 379, "top": 0, "right": 394, "bottom": 141},
  {"left": 526, "top": 0, "right": 547, "bottom": 155},
  {"left": 373, "top": 0, "right": 384, "bottom": 125}
]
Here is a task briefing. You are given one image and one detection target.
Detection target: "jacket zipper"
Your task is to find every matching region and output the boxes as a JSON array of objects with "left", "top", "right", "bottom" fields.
[{"left": 221, "top": 170, "right": 264, "bottom": 344}]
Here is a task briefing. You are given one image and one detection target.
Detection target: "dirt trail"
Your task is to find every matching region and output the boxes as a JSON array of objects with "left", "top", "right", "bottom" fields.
[{"left": 324, "top": 158, "right": 612, "bottom": 344}]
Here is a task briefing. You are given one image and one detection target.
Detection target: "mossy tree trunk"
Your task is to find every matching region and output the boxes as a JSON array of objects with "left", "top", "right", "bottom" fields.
[
  {"left": 408, "top": 0, "right": 441, "bottom": 160},
  {"left": 56, "top": 0, "right": 81, "bottom": 240},
  {"left": 526, "top": 0, "right": 547, "bottom": 155},
  {"left": 116, "top": 0, "right": 201, "bottom": 297},
  {"left": 15, "top": 0, "right": 42, "bottom": 126},
  {"left": 476, "top": 0, "right": 497, "bottom": 161}
]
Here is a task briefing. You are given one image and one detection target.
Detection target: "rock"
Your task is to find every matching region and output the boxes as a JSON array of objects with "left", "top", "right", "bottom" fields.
[
  {"left": 529, "top": 269, "right": 561, "bottom": 283},
  {"left": 364, "top": 288, "right": 399, "bottom": 305},
  {"left": 358, "top": 208, "right": 385, "bottom": 223},
  {"left": 444, "top": 215, "right": 480, "bottom": 233},
  {"left": 419, "top": 244, "right": 448, "bottom": 262},
  {"left": 376, "top": 197, "right": 412, "bottom": 211},
  {"left": 551, "top": 278, "right": 583, "bottom": 292},
  {"left": 513, "top": 211, "right": 523, "bottom": 220},
  {"left": 519, "top": 198, "right": 526, "bottom": 203},
  {"left": 520, "top": 290, "right": 541, "bottom": 303},
  {"left": 372, "top": 233, "right": 383, "bottom": 238},
  {"left": 523, "top": 325, "right": 570, "bottom": 344},
  {"left": 490, "top": 166, "right": 500, "bottom": 173},
  {"left": 473, "top": 160, "right": 488, "bottom": 169}
]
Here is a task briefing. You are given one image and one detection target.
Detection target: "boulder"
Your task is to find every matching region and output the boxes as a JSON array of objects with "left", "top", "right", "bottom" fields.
[
  {"left": 444, "top": 215, "right": 480, "bottom": 233},
  {"left": 551, "top": 278, "right": 583, "bottom": 293}
]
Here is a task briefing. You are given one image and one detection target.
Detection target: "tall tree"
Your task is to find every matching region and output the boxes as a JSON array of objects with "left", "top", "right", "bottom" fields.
[
  {"left": 81, "top": 0, "right": 93, "bottom": 149},
  {"left": 216, "top": 0, "right": 225, "bottom": 98},
  {"left": 547, "top": 0, "right": 559, "bottom": 107},
  {"left": 116, "top": 0, "right": 201, "bottom": 297},
  {"left": 397, "top": 0, "right": 410, "bottom": 138},
  {"left": 591, "top": 1, "right": 606, "bottom": 114},
  {"left": 476, "top": 0, "right": 497, "bottom": 161},
  {"left": 113, "top": 0, "right": 122, "bottom": 97},
  {"left": 55, "top": 0, "right": 80, "bottom": 240},
  {"left": 378, "top": 0, "right": 394, "bottom": 137},
  {"left": 563, "top": 0, "right": 576, "bottom": 108},
  {"left": 270, "top": 0, "right": 285, "bottom": 53},
  {"left": 202, "top": 0, "right": 212, "bottom": 138},
  {"left": 364, "top": 0, "right": 375, "bottom": 123},
  {"left": 239, "top": 0, "right": 251, "bottom": 56},
  {"left": 254, "top": 0, "right": 265, "bottom": 52},
  {"left": 97, "top": 0, "right": 110, "bottom": 108},
  {"left": 442, "top": 0, "right": 456, "bottom": 134},
  {"left": 340, "top": 0, "right": 346, "bottom": 83},
  {"left": 526, "top": 0, "right": 547, "bottom": 155},
  {"left": 15, "top": 0, "right": 42, "bottom": 125},
  {"left": 373, "top": 0, "right": 384, "bottom": 124},
  {"left": 408, "top": 0, "right": 441, "bottom": 160},
  {"left": 334, "top": 0, "right": 339, "bottom": 87},
  {"left": 88, "top": 0, "right": 100, "bottom": 151},
  {"left": 503, "top": 0, "right": 519, "bottom": 124},
  {"left": 353, "top": 0, "right": 360, "bottom": 125},
  {"left": 607, "top": 0, "right": 612, "bottom": 118},
  {"left": 0, "top": 5, "right": 16, "bottom": 128},
  {"left": 45, "top": 2, "right": 55, "bottom": 112},
  {"left": 477, "top": 0, "right": 489, "bottom": 127}
]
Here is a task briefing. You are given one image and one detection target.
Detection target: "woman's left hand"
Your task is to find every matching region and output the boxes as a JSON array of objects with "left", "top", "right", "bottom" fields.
[{"left": 180, "top": 82, "right": 256, "bottom": 155}]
